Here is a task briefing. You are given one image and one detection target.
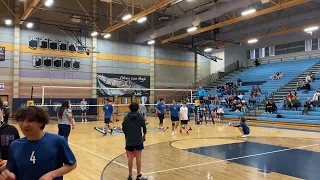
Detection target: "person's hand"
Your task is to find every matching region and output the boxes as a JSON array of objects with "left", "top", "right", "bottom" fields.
[
  {"left": 0, "top": 160, "right": 7, "bottom": 172},
  {"left": 39, "top": 172, "right": 54, "bottom": 180},
  {"left": 72, "top": 124, "right": 75, "bottom": 129},
  {"left": 143, "top": 135, "right": 146, "bottom": 141},
  {"left": 0, "top": 169, "right": 16, "bottom": 180}
]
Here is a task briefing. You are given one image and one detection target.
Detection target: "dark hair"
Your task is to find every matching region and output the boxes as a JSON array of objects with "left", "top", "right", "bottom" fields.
[
  {"left": 129, "top": 102, "right": 139, "bottom": 112},
  {"left": 182, "top": 100, "right": 186, "bottom": 104},
  {"left": 15, "top": 106, "right": 49, "bottom": 130},
  {"left": 58, "top": 101, "right": 70, "bottom": 119},
  {"left": 160, "top": 99, "right": 164, "bottom": 102},
  {"left": 240, "top": 117, "right": 246, "bottom": 122},
  {"left": 105, "top": 99, "right": 110, "bottom": 102}
]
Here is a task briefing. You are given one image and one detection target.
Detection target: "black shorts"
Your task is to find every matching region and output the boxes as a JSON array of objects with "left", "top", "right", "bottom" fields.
[
  {"left": 158, "top": 113, "right": 164, "bottom": 124},
  {"left": 81, "top": 110, "right": 86, "bottom": 113},
  {"left": 171, "top": 116, "right": 179, "bottom": 121},
  {"left": 126, "top": 144, "right": 144, "bottom": 152},
  {"left": 104, "top": 118, "right": 111, "bottom": 124},
  {"left": 181, "top": 120, "right": 188, "bottom": 125}
]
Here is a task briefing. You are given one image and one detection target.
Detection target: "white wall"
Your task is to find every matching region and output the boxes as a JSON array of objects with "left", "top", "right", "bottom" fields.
[{"left": 210, "top": 50, "right": 225, "bottom": 73}]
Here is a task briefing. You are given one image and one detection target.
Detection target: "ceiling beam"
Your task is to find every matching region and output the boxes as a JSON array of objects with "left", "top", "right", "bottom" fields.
[
  {"left": 161, "top": 0, "right": 309, "bottom": 44},
  {"left": 103, "top": 0, "right": 172, "bottom": 33},
  {"left": 219, "top": 23, "right": 320, "bottom": 48},
  {"left": 1, "top": 0, "right": 20, "bottom": 22},
  {"left": 20, "top": 0, "right": 41, "bottom": 24}
]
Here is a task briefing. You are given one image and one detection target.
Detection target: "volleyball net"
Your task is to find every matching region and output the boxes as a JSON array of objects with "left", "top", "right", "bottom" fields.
[{"left": 30, "top": 86, "right": 194, "bottom": 117}]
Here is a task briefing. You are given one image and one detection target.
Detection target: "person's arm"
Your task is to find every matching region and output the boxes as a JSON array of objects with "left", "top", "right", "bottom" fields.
[
  {"left": 122, "top": 118, "right": 127, "bottom": 136},
  {"left": 66, "top": 109, "right": 75, "bottom": 129},
  {"left": 41, "top": 138, "right": 77, "bottom": 179},
  {"left": 141, "top": 117, "right": 147, "bottom": 141}
]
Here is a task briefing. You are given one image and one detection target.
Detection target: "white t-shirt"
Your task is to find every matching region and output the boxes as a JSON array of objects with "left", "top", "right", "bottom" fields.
[
  {"left": 180, "top": 107, "right": 188, "bottom": 120},
  {"left": 217, "top": 108, "right": 224, "bottom": 114},
  {"left": 80, "top": 100, "right": 87, "bottom": 111}
]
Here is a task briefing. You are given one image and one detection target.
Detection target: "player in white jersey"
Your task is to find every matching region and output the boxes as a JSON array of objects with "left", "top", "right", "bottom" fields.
[
  {"left": 179, "top": 101, "right": 190, "bottom": 134},
  {"left": 80, "top": 99, "right": 87, "bottom": 122}
]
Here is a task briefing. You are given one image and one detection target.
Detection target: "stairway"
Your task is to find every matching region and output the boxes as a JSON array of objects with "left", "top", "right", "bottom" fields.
[{"left": 243, "top": 62, "right": 320, "bottom": 120}]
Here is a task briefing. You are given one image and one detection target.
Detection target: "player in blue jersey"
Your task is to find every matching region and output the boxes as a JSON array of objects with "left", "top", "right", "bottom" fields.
[
  {"left": 169, "top": 100, "right": 180, "bottom": 135},
  {"left": 155, "top": 99, "right": 166, "bottom": 131},
  {"left": 0, "top": 106, "right": 77, "bottom": 180},
  {"left": 102, "top": 99, "right": 114, "bottom": 136},
  {"left": 231, "top": 117, "right": 250, "bottom": 138}
]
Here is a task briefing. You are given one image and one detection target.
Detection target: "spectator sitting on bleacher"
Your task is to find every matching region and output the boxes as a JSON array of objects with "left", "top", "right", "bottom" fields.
[
  {"left": 293, "top": 91, "right": 299, "bottom": 99},
  {"left": 288, "top": 96, "right": 299, "bottom": 111},
  {"left": 271, "top": 72, "right": 284, "bottom": 80},
  {"left": 248, "top": 95, "right": 256, "bottom": 105},
  {"left": 296, "top": 79, "right": 304, "bottom": 91},
  {"left": 238, "top": 93, "right": 243, "bottom": 100},
  {"left": 241, "top": 101, "right": 248, "bottom": 113},
  {"left": 251, "top": 86, "right": 256, "bottom": 96},
  {"left": 301, "top": 80, "right": 311, "bottom": 93},
  {"left": 214, "top": 95, "right": 220, "bottom": 105},
  {"left": 271, "top": 100, "right": 277, "bottom": 113},
  {"left": 312, "top": 90, "right": 320, "bottom": 101},
  {"left": 237, "top": 78, "right": 242, "bottom": 86},
  {"left": 302, "top": 98, "right": 314, "bottom": 115},
  {"left": 232, "top": 85, "right": 238, "bottom": 95},
  {"left": 226, "top": 85, "right": 231, "bottom": 95},
  {"left": 265, "top": 101, "right": 272, "bottom": 113},
  {"left": 255, "top": 85, "right": 261, "bottom": 96},
  {"left": 306, "top": 73, "right": 313, "bottom": 82},
  {"left": 310, "top": 72, "right": 315, "bottom": 82}
]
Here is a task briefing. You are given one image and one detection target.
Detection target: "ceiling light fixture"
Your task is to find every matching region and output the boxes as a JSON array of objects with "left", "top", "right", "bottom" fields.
[
  {"left": 5, "top": 19, "right": 12, "bottom": 25},
  {"left": 147, "top": 40, "right": 155, "bottom": 45},
  {"left": 122, "top": 14, "right": 132, "bottom": 21},
  {"left": 304, "top": 26, "right": 319, "bottom": 32},
  {"left": 91, "top": 31, "right": 98, "bottom": 36},
  {"left": 137, "top": 17, "right": 147, "bottom": 23},
  {"left": 204, "top": 48, "right": 212, "bottom": 52},
  {"left": 248, "top": 38, "right": 258, "bottom": 44},
  {"left": 241, "top": 9, "right": 256, "bottom": 16},
  {"left": 187, "top": 26, "right": 197, "bottom": 32},
  {"left": 104, "top": 33, "right": 111, "bottom": 39},
  {"left": 26, "top": 22, "right": 33, "bottom": 28},
  {"left": 45, "top": 0, "right": 54, "bottom": 7}
]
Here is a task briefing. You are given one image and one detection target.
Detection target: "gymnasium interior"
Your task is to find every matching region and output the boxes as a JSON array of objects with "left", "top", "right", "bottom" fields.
[{"left": 1, "top": 0, "right": 320, "bottom": 179}]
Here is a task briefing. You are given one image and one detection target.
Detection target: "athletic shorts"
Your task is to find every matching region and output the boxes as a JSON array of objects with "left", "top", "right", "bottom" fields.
[
  {"left": 126, "top": 144, "right": 144, "bottom": 152},
  {"left": 171, "top": 116, "right": 179, "bottom": 121},
  {"left": 181, "top": 120, "right": 188, "bottom": 125},
  {"left": 243, "top": 129, "right": 250, "bottom": 135},
  {"left": 158, "top": 113, "right": 164, "bottom": 124},
  {"left": 81, "top": 110, "right": 86, "bottom": 113},
  {"left": 104, "top": 118, "right": 111, "bottom": 124}
]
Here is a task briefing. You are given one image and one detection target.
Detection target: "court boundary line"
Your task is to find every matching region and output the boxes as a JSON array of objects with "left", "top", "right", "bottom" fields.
[
  {"left": 68, "top": 142, "right": 136, "bottom": 172},
  {"left": 143, "top": 143, "right": 319, "bottom": 175}
]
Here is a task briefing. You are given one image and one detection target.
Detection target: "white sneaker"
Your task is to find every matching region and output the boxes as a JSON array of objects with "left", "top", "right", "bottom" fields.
[
  {"left": 241, "top": 135, "right": 248, "bottom": 138},
  {"left": 82, "top": 119, "right": 84, "bottom": 122},
  {"left": 85, "top": 119, "right": 87, "bottom": 122}
]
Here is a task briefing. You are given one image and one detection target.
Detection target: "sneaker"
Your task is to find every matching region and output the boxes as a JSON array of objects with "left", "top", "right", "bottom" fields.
[
  {"left": 82, "top": 119, "right": 84, "bottom": 122},
  {"left": 136, "top": 174, "right": 148, "bottom": 180},
  {"left": 85, "top": 119, "right": 87, "bottom": 122},
  {"left": 110, "top": 129, "right": 113, "bottom": 135},
  {"left": 127, "top": 176, "right": 133, "bottom": 180},
  {"left": 241, "top": 134, "right": 248, "bottom": 138}
]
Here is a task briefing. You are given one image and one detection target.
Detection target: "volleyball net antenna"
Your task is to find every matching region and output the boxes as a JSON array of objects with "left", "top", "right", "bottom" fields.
[{"left": 30, "top": 86, "right": 195, "bottom": 116}]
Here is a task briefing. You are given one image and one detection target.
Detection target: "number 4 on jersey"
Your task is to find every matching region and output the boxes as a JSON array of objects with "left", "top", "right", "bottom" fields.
[{"left": 30, "top": 151, "right": 36, "bottom": 164}]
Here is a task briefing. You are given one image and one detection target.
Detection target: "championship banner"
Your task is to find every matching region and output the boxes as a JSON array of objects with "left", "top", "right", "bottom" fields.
[{"left": 97, "top": 73, "right": 150, "bottom": 96}]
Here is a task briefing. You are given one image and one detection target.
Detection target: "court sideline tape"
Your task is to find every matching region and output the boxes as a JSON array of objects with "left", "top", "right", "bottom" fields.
[
  {"left": 144, "top": 143, "right": 319, "bottom": 175},
  {"left": 68, "top": 142, "right": 136, "bottom": 172}
]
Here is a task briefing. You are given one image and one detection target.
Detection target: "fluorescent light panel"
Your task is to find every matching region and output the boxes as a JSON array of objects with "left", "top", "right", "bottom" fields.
[
  {"left": 91, "top": 31, "right": 98, "bottom": 36},
  {"left": 122, "top": 14, "right": 132, "bottom": 21},
  {"left": 248, "top": 39, "right": 258, "bottom": 44},
  {"left": 304, "top": 26, "right": 319, "bottom": 32},
  {"left": 104, "top": 33, "right": 111, "bottom": 39},
  {"left": 5, "top": 19, "right": 12, "bottom": 25},
  {"left": 187, "top": 26, "right": 197, "bottom": 32},
  {"left": 204, "top": 48, "right": 212, "bottom": 52},
  {"left": 45, "top": 0, "right": 54, "bottom": 7},
  {"left": 147, "top": 40, "right": 155, "bottom": 45},
  {"left": 137, "top": 17, "right": 147, "bottom": 23},
  {"left": 26, "top": 22, "right": 33, "bottom": 28},
  {"left": 241, "top": 9, "right": 256, "bottom": 16}
]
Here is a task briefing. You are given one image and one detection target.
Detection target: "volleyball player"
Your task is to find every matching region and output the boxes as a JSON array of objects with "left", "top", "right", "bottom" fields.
[
  {"left": 0, "top": 106, "right": 77, "bottom": 179},
  {"left": 155, "top": 99, "right": 166, "bottom": 131},
  {"left": 169, "top": 100, "right": 180, "bottom": 135},
  {"left": 80, "top": 98, "right": 87, "bottom": 122},
  {"left": 231, "top": 117, "right": 250, "bottom": 138},
  {"left": 179, "top": 101, "right": 190, "bottom": 134},
  {"left": 57, "top": 101, "right": 75, "bottom": 142},
  {"left": 102, "top": 99, "right": 114, "bottom": 136},
  {"left": 122, "top": 102, "right": 148, "bottom": 180}
]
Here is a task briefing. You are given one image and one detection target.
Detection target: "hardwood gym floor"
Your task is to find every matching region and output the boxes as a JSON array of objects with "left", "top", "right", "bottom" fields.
[{"left": 8, "top": 116, "right": 320, "bottom": 180}]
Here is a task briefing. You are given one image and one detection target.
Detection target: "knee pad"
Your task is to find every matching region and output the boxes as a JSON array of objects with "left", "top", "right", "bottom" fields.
[{"left": 172, "top": 122, "right": 175, "bottom": 126}]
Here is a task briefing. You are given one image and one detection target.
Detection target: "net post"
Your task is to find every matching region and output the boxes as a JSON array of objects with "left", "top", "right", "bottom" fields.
[
  {"left": 31, "top": 86, "right": 34, "bottom": 100},
  {"left": 41, "top": 86, "right": 45, "bottom": 106}
]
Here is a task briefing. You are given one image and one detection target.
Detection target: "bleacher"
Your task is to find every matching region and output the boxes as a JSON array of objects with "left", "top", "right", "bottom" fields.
[
  {"left": 258, "top": 72, "right": 320, "bottom": 124},
  {"left": 196, "top": 58, "right": 320, "bottom": 120}
]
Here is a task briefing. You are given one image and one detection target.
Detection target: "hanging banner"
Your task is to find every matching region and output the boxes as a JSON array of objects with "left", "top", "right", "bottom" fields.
[{"left": 97, "top": 73, "right": 150, "bottom": 96}]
